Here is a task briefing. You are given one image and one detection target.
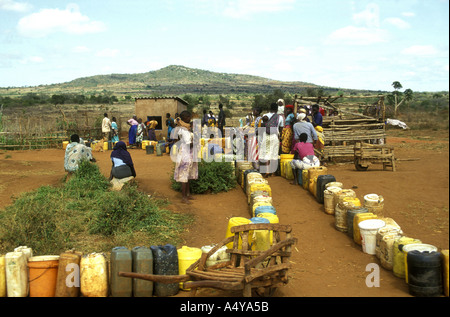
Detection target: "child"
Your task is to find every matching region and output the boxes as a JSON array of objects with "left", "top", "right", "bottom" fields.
[
  {"left": 290, "top": 133, "right": 320, "bottom": 185},
  {"left": 173, "top": 110, "right": 198, "bottom": 204}
]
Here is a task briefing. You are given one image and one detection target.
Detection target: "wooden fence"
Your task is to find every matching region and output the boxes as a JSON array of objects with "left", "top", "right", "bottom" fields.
[{"left": 293, "top": 94, "right": 387, "bottom": 162}]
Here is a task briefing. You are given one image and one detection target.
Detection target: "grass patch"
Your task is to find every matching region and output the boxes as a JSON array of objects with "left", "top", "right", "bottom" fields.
[
  {"left": 0, "top": 160, "right": 193, "bottom": 255},
  {"left": 171, "top": 158, "right": 236, "bottom": 194}
]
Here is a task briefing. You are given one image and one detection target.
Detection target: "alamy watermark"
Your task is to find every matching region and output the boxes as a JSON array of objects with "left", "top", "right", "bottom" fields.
[{"left": 365, "top": 263, "right": 380, "bottom": 287}]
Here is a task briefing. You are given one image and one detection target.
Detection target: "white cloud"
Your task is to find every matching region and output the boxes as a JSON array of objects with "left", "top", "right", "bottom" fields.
[
  {"left": 73, "top": 46, "right": 91, "bottom": 53},
  {"left": 326, "top": 26, "right": 388, "bottom": 45},
  {"left": 279, "top": 46, "right": 311, "bottom": 57},
  {"left": 0, "top": 0, "right": 31, "bottom": 12},
  {"left": 96, "top": 48, "right": 120, "bottom": 58},
  {"left": 401, "top": 45, "right": 439, "bottom": 56},
  {"left": 352, "top": 3, "right": 380, "bottom": 28},
  {"left": 189, "top": 0, "right": 295, "bottom": 19},
  {"left": 20, "top": 56, "right": 44, "bottom": 64},
  {"left": 384, "top": 17, "right": 410, "bottom": 29},
  {"left": 401, "top": 12, "right": 415, "bottom": 17},
  {"left": 222, "top": 0, "right": 295, "bottom": 18},
  {"left": 17, "top": 4, "right": 106, "bottom": 38}
]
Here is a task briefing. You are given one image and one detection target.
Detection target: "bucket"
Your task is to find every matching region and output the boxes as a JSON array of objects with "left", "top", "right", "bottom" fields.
[
  {"left": 28, "top": 255, "right": 60, "bottom": 297},
  {"left": 442, "top": 250, "right": 449, "bottom": 297},
  {"left": 393, "top": 236, "right": 422, "bottom": 279},
  {"left": 364, "top": 193, "right": 384, "bottom": 215},
  {"left": 225, "top": 217, "right": 252, "bottom": 249},
  {"left": 358, "top": 219, "right": 386, "bottom": 255},
  {"left": 178, "top": 246, "right": 202, "bottom": 290},
  {"left": 402, "top": 243, "right": 438, "bottom": 283},
  {"left": 353, "top": 213, "right": 377, "bottom": 245},
  {"left": 323, "top": 186, "right": 342, "bottom": 215}
]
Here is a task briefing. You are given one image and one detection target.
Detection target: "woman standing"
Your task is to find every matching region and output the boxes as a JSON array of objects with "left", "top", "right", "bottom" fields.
[
  {"left": 111, "top": 117, "right": 119, "bottom": 143},
  {"left": 281, "top": 104, "right": 295, "bottom": 154},
  {"left": 173, "top": 111, "right": 198, "bottom": 204},
  {"left": 135, "top": 118, "right": 145, "bottom": 149}
]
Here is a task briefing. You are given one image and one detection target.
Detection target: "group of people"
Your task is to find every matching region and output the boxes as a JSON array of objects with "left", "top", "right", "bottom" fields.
[
  {"left": 65, "top": 111, "right": 196, "bottom": 204},
  {"left": 101, "top": 113, "right": 120, "bottom": 143},
  {"left": 66, "top": 101, "right": 324, "bottom": 203},
  {"left": 64, "top": 134, "right": 136, "bottom": 181},
  {"left": 244, "top": 99, "right": 325, "bottom": 180},
  {"left": 201, "top": 104, "right": 226, "bottom": 135}
]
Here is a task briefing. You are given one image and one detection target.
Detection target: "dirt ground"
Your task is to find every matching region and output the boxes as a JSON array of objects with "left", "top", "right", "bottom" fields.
[{"left": 0, "top": 131, "right": 448, "bottom": 297}]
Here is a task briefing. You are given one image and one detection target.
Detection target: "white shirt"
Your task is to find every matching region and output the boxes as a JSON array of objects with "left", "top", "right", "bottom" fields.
[{"left": 102, "top": 117, "right": 111, "bottom": 133}]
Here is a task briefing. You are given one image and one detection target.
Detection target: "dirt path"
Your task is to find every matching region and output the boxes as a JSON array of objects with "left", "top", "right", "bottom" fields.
[{"left": 0, "top": 135, "right": 448, "bottom": 297}]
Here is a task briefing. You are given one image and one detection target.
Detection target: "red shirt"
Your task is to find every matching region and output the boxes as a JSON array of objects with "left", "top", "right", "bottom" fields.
[{"left": 291, "top": 141, "right": 315, "bottom": 159}]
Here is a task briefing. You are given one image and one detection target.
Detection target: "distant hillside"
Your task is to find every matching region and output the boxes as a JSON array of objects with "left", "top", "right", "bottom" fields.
[{"left": 46, "top": 65, "right": 321, "bottom": 95}]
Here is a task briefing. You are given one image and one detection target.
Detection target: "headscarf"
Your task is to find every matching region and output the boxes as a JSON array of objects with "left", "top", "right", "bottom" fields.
[
  {"left": 297, "top": 112, "right": 307, "bottom": 121},
  {"left": 111, "top": 141, "right": 133, "bottom": 166}
]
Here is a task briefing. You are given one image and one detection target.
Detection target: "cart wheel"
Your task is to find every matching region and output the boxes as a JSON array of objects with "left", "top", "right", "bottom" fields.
[
  {"left": 354, "top": 159, "right": 369, "bottom": 171},
  {"left": 254, "top": 286, "right": 277, "bottom": 297}
]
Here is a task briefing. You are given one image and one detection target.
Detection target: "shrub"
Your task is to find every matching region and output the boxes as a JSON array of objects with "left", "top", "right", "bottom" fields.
[
  {"left": 171, "top": 158, "right": 236, "bottom": 194},
  {"left": 0, "top": 160, "right": 193, "bottom": 254}
]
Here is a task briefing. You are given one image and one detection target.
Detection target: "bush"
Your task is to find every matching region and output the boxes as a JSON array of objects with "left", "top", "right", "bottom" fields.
[
  {"left": 0, "top": 160, "right": 193, "bottom": 254},
  {"left": 171, "top": 159, "right": 236, "bottom": 194}
]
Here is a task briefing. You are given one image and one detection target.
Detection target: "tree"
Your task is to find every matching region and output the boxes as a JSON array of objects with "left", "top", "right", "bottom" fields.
[{"left": 390, "top": 81, "right": 413, "bottom": 116}]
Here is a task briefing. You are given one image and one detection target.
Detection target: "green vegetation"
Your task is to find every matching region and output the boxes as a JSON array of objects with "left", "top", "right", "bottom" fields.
[
  {"left": 171, "top": 159, "right": 236, "bottom": 194},
  {"left": 0, "top": 160, "right": 193, "bottom": 254}
]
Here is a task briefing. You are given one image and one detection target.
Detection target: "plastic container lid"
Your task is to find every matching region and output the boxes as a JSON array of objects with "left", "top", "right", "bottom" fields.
[{"left": 358, "top": 219, "right": 386, "bottom": 230}]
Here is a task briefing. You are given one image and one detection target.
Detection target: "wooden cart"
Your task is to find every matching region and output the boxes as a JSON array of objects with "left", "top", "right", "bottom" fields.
[
  {"left": 353, "top": 141, "right": 396, "bottom": 171},
  {"left": 119, "top": 223, "right": 297, "bottom": 297}
]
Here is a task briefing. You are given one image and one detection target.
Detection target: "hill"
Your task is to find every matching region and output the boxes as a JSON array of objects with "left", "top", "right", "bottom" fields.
[
  {"left": 1, "top": 65, "right": 339, "bottom": 97},
  {"left": 56, "top": 65, "right": 322, "bottom": 95}
]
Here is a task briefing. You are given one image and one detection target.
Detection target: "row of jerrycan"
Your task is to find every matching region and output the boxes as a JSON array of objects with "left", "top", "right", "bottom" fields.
[{"left": 0, "top": 245, "right": 180, "bottom": 297}]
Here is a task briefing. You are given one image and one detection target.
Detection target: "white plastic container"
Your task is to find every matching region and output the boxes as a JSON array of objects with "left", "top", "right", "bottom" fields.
[
  {"left": 5, "top": 252, "right": 28, "bottom": 297},
  {"left": 14, "top": 246, "right": 33, "bottom": 259},
  {"left": 200, "top": 244, "right": 230, "bottom": 267},
  {"left": 358, "top": 219, "right": 386, "bottom": 255}
]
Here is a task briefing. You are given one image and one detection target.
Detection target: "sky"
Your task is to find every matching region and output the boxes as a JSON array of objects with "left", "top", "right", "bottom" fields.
[{"left": 0, "top": 0, "right": 449, "bottom": 92}]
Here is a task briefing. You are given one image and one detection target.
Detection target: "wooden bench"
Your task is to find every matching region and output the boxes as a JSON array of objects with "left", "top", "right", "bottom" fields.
[{"left": 119, "top": 223, "right": 297, "bottom": 297}]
